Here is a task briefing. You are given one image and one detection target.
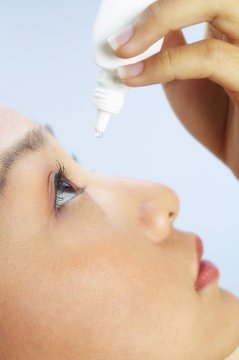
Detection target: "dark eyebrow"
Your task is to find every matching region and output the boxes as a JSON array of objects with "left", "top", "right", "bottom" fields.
[{"left": 0, "top": 125, "right": 49, "bottom": 193}]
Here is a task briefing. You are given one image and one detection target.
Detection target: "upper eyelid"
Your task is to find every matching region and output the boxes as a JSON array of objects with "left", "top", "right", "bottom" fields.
[{"left": 55, "top": 161, "right": 67, "bottom": 180}]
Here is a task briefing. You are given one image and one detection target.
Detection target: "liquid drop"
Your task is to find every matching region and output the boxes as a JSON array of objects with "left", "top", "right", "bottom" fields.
[{"left": 94, "top": 129, "right": 104, "bottom": 138}]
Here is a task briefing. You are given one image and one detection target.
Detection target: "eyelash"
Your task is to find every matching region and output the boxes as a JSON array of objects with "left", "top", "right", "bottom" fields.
[{"left": 54, "top": 161, "right": 85, "bottom": 212}]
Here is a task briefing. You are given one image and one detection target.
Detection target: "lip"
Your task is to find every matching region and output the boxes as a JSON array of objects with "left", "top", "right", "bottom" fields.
[{"left": 194, "top": 236, "right": 220, "bottom": 291}]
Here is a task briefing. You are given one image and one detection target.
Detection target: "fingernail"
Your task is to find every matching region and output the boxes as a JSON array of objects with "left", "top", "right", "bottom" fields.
[
  {"left": 117, "top": 61, "right": 144, "bottom": 79},
  {"left": 107, "top": 24, "right": 134, "bottom": 51}
]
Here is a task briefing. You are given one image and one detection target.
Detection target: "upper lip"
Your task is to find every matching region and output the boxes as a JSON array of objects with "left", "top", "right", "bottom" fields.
[{"left": 195, "top": 236, "right": 204, "bottom": 277}]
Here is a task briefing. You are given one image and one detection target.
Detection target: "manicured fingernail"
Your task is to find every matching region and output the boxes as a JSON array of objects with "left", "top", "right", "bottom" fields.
[
  {"left": 107, "top": 24, "right": 134, "bottom": 51},
  {"left": 117, "top": 61, "right": 144, "bottom": 79}
]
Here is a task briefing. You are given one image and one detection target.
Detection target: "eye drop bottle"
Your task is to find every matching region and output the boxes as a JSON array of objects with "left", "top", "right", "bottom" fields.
[{"left": 92, "top": 0, "right": 164, "bottom": 138}]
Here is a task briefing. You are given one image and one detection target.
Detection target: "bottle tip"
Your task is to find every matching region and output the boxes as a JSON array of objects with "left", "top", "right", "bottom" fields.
[
  {"left": 94, "top": 129, "right": 104, "bottom": 138},
  {"left": 94, "top": 110, "right": 111, "bottom": 138}
]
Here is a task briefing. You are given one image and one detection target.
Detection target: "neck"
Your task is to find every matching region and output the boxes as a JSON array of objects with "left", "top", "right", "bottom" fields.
[{"left": 225, "top": 345, "right": 239, "bottom": 360}]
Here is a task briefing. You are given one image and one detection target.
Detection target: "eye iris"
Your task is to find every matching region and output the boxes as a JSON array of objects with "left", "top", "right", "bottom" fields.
[{"left": 56, "top": 180, "right": 78, "bottom": 209}]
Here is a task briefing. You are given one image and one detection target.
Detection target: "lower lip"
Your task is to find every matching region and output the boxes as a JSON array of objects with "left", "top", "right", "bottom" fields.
[{"left": 195, "top": 260, "right": 220, "bottom": 291}]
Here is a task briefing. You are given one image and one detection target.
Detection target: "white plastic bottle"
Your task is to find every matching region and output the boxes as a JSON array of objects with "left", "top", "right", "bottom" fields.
[{"left": 92, "top": 0, "right": 164, "bottom": 137}]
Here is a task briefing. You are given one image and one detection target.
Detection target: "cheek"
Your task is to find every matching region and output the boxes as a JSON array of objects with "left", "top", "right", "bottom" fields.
[
  {"left": 76, "top": 249, "right": 200, "bottom": 358},
  {"left": 0, "top": 223, "right": 199, "bottom": 359},
  {"left": 0, "top": 247, "right": 199, "bottom": 360}
]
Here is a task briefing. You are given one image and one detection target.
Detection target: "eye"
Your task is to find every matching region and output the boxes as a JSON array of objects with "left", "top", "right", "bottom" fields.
[
  {"left": 55, "top": 178, "right": 79, "bottom": 210},
  {"left": 54, "top": 162, "right": 84, "bottom": 211}
]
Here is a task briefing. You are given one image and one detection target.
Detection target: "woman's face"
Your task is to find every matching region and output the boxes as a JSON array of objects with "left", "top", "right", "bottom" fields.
[{"left": 0, "top": 105, "right": 238, "bottom": 360}]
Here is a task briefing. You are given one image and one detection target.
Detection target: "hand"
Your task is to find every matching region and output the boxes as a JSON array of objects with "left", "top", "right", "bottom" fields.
[{"left": 108, "top": 0, "right": 239, "bottom": 179}]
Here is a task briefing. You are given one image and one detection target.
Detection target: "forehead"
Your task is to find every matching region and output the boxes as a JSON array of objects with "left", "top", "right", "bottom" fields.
[{"left": 0, "top": 104, "right": 35, "bottom": 152}]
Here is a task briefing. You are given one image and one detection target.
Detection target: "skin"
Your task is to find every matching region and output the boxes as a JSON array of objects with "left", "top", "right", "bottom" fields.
[
  {"left": 0, "top": 105, "right": 238, "bottom": 360},
  {"left": 111, "top": 0, "right": 239, "bottom": 180}
]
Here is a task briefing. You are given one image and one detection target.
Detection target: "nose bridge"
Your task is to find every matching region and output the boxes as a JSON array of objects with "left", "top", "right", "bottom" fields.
[
  {"left": 90, "top": 174, "right": 179, "bottom": 242},
  {"left": 105, "top": 176, "right": 180, "bottom": 241}
]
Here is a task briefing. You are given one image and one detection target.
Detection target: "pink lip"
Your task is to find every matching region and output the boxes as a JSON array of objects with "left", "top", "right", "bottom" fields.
[{"left": 194, "top": 236, "right": 220, "bottom": 291}]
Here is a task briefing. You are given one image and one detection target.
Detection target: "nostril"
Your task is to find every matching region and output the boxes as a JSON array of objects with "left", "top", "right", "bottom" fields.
[{"left": 169, "top": 211, "right": 175, "bottom": 220}]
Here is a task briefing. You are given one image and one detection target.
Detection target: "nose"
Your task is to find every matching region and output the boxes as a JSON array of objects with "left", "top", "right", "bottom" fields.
[
  {"left": 136, "top": 181, "right": 180, "bottom": 242},
  {"left": 91, "top": 175, "right": 180, "bottom": 243}
]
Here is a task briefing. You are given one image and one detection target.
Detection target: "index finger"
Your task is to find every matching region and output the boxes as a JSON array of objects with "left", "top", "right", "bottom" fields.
[{"left": 108, "top": 0, "right": 238, "bottom": 58}]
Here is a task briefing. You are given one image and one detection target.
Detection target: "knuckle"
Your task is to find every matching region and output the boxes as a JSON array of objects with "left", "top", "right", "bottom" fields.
[
  {"left": 202, "top": 39, "right": 224, "bottom": 75},
  {"left": 160, "top": 48, "right": 175, "bottom": 74},
  {"left": 203, "top": 38, "right": 223, "bottom": 60},
  {"left": 203, "top": 39, "right": 239, "bottom": 79}
]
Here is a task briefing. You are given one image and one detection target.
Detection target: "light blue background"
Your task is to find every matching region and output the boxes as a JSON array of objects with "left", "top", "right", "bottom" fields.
[{"left": 0, "top": 1, "right": 238, "bottom": 297}]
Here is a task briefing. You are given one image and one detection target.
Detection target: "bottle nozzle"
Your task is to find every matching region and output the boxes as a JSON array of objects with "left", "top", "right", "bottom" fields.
[
  {"left": 94, "top": 110, "right": 111, "bottom": 138},
  {"left": 94, "top": 129, "right": 104, "bottom": 138}
]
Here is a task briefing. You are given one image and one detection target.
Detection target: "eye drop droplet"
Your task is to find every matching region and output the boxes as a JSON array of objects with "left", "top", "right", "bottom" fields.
[{"left": 94, "top": 129, "right": 104, "bottom": 138}]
